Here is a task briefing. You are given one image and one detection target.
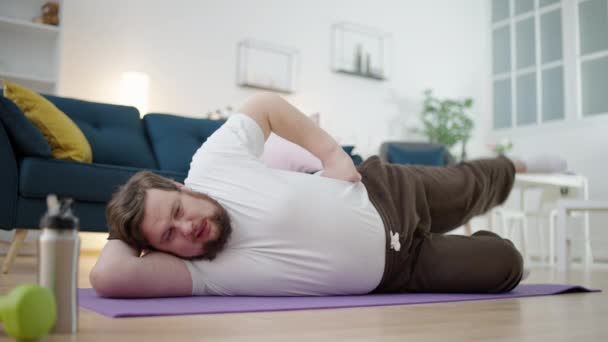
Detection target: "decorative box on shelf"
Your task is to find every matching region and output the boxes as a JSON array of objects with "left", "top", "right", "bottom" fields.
[{"left": 331, "top": 22, "right": 391, "bottom": 81}]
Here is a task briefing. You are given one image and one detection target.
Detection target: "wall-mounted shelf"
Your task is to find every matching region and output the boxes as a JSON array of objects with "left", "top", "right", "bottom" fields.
[
  {"left": 0, "top": 1, "right": 62, "bottom": 94},
  {"left": 0, "top": 70, "right": 56, "bottom": 84},
  {"left": 0, "top": 15, "right": 60, "bottom": 34},
  {"left": 334, "top": 69, "right": 386, "bottom": 81}
]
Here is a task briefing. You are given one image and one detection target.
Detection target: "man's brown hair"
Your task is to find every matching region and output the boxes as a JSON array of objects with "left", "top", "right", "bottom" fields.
[{"left": 106, "top": 171, "right": 179, "bottom": 250}]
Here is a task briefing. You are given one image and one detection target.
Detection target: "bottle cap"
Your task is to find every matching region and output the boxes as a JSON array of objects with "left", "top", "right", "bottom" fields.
[{"left": 39, "top": 194, "right": 79, "bottom": 230}]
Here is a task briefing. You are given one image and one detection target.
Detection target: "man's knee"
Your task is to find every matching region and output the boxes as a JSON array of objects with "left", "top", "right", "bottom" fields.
[{"left": 490, "top": 240, "right": 524, "bottom": 293}]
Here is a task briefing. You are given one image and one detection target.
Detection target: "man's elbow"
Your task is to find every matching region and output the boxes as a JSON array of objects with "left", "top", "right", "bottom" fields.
[
  {"left": 89, "top": 264, "right": 133, "bottom": 298},
  {"left": 89, "top": 265, "right": 115, "bottom": 297}
]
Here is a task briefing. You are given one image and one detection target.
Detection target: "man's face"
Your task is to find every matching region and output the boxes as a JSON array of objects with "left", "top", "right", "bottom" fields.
[{"left": 140, "top": 188, "right": 231, "bottom": 259}]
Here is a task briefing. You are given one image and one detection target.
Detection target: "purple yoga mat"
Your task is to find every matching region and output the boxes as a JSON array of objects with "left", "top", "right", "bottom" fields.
[{"left": 78, "top": 284, "right": 599, "bottom": 318}]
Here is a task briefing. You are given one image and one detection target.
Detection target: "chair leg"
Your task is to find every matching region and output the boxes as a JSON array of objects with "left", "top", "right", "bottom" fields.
[
  {"left": 463, "top": 222, "right": 472, "bottom": 236},
  {"left": 487, "top": 209, "right": 495, "bottom": 233},
  {"left": 500, "top": 213, "right": 508, "bottom": 237},
  {"left": 520, "top": 216, "right": 530, "bottom": 265},
  {"left": 537, "top": 218, "right": 546, "bottom": 264},
  {"left": 505, "top": 215, "right": 512, "bottom": 239},
  {"left": 583, "top": 211, "right": 594, "bottom": 269},
  {"left": 2, "top": 229, "right": 28, "bottom": 274},
  {"left": 549, "top": 210, "right": 557, "bottom": 266},
  {"left": 556, "top": 207, "right": 569, "bottom": 272}
]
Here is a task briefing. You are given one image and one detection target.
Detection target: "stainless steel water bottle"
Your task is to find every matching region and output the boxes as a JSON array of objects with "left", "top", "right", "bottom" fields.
[{"left": 38, "top": 194, "right": 80, "bottom": 333}]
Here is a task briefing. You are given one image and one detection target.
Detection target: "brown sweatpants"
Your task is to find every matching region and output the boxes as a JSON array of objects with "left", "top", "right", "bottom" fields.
[{"left": 358, "top": 156, "right": 523, "bottom": 294}]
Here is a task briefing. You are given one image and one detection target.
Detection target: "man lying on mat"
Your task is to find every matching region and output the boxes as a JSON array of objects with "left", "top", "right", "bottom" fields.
[{"left": 90, "top": 93, "right": 566, "bottom": 298}]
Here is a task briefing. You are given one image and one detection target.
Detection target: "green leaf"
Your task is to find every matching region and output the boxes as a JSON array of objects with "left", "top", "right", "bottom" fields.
[{"left": 417, "top": 90, "right": 475, "bottom": 148}]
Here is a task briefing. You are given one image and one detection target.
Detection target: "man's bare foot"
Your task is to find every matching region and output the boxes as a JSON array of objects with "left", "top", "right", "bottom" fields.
[
  {"left": 511, "top": 155, "right": 567, "bottom": 173},
  {"left": 512, "top": 159, "right": 527, "bottom": 173}
]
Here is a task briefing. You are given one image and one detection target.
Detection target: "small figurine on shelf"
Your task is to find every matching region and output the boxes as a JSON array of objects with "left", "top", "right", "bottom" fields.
[{"left": 32, "top": 2, "right": 60, "bottom": 26}]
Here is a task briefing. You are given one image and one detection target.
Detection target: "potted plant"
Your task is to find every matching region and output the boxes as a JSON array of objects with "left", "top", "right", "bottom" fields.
[{"left": 418, "top": 89, "right": 474, "bottom": 161}]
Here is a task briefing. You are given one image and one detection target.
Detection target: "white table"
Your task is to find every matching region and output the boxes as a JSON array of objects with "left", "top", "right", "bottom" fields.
[
  {"left": 555, "top": 200, "right": 608, "bottom": 272},
  {"left": 515, "top": 173, "right": 588, "bottom": 190},
  {"left": 514, "top": 173, "right": 589, "bottom": 271}
]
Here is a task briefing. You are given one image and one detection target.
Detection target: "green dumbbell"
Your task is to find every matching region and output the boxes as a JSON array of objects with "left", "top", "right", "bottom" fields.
[{"left": 0, "top": 284, "right": 56, "bottom": 340}]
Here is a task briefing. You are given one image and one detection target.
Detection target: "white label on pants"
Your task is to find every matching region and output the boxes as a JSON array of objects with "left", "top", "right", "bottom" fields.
[{"left": 390, "top": 231, "right": 401, "bottom": 252}]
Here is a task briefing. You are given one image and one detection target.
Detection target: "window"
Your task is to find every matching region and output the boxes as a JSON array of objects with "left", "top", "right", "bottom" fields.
[
  {"left": 578, "top": 0, "right": 608, "bottom": 116},
  {"left": 492, "top": 0, "right": 565, "bottom": 129}
]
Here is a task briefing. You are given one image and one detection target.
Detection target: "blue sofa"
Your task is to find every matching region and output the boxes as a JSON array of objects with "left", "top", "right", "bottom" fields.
[
  {"left": 0, "top": 94, "right": 362, "bottom": 234},
  {"left": 379, "top": 141, "right": 455, "bottom": 166}
]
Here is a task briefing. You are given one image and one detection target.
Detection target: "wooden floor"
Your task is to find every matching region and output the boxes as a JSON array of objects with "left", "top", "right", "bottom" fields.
[{"left": 1, "top": 255, "right": 607, "bottom": 342}]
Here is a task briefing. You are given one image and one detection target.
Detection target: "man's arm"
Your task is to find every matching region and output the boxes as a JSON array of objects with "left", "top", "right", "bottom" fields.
[
  {"left": 89, "top": 239, "right": 192, "bottom": 298},
  {"left": 239, "top": 93, "right": 361, "bottom": 182}
]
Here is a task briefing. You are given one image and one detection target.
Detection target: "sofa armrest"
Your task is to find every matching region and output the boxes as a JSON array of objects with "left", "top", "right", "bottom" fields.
[{"left": 0, "top": 121, "right": 18, "bottom": 230}]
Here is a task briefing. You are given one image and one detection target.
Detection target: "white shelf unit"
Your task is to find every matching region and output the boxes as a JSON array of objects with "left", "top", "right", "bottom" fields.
[{"left": 0, "top": 0, "right": 62, "bottom": 94}]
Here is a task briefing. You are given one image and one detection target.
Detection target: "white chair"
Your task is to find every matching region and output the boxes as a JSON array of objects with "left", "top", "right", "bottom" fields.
[
  {"left": 492, "top": 207, "right": 530, "bottom": 264},
  {"left": 491, "top": 204, "right": 564, "bottom": 267},
  {"left": 496, "top": 200, "right": 594, "bottom": 269},
  {"left": 554, "top": 199, "right": 608, "bottom": 272},
  {"left": 512, "top": 173, "right": 590, "bottom": 267},
  {"left": 548, "top": 207, "right": 593, "bottom": 268}
]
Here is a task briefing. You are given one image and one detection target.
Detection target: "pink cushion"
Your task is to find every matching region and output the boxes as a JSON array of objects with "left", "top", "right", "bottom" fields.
[{"left": 261, "top": 133, "right": 322, "bottom": 172}]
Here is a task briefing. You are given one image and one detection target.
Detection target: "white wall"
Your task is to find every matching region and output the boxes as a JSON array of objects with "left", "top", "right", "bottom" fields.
[
  {"left": 58, "top": 0, "right": 492, "bottom": 158},
  {"left": 9, "top": 1, "right": 606, "bottom": 262},
  {"left": 68, "top": 0, "right": 608, "bottom": 260},
  {"left": 4, "top": 0, "right": 500, "bottom": 254}
]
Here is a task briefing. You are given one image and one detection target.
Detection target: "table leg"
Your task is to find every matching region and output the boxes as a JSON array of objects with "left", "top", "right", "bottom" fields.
[
  {"left": 556, "top": 206, "right": 569, "bottom": 272},
  {"left": 582, "top": 179, "right": 593, "bottom": 268},
  {"left": 583, "top": 211, "right": 593, "bottom": 268}
]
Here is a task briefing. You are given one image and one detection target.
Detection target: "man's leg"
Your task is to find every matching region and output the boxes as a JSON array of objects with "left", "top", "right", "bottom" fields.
[
  {"left": 396, "top": 156, "right": 517, "bottom": 234},
  {"left": 362, "top": 155, "right": 561, "bottom": 294},
  {"left": 406, "top": 231, "right": 524, "bottom": 293}
]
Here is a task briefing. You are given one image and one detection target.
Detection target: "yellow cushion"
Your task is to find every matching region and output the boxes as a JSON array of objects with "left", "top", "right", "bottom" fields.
[{"left": 3, "top": 80, "right": 92, "bottom": 163}]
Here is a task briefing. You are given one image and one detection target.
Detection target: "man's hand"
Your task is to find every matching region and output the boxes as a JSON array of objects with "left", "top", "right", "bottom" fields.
[{"left": 321, "top": 147, "right": 362, "bottom": 183}]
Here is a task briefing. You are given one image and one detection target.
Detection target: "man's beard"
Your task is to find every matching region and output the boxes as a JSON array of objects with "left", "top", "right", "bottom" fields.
[{"left": 183, "top": 189, "right": 233, "bottom": 261}]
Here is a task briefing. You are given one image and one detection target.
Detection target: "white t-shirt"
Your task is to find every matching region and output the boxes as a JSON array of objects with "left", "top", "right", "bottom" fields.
[{"left": 183, "top": 114, "right": 385, "bottom": 296}]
